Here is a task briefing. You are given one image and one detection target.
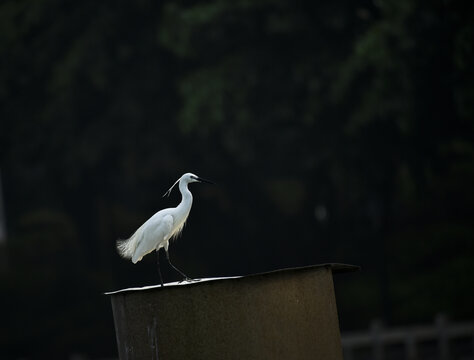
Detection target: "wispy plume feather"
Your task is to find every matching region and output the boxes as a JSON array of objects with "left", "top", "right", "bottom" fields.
[{"left": 163, "top": 177, "right": 180, "bottom": 197}]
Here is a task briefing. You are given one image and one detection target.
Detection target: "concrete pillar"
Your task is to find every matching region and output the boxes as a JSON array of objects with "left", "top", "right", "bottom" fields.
[{"left": 107, "top": 263, "right": 358, "bottom": 360}]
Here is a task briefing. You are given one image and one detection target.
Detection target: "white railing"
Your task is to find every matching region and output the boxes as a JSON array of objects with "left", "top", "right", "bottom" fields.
[{"left": 341, "top": 314, "right": 474, "bottom": 360}]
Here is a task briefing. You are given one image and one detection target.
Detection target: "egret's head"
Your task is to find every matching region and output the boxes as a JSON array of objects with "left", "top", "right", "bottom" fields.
[
  {"left": 184, "top": 173, "right": 213, "bottom": 184},
  {"left": 163, "top": 173, "right": 214, "bottom": 197}
]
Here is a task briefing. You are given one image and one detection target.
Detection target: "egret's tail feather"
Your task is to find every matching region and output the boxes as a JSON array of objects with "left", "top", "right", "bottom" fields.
[{"left": 116, "top": 235, "right": 138, "bottom": 261}]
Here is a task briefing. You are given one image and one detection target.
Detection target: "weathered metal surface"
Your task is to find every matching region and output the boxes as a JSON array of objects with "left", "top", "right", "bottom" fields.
[{"left": 108, "top": 263, "right": 358, "bottom": 360}]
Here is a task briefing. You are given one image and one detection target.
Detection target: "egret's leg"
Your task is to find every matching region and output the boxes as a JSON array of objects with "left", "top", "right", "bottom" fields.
[
  {"left": 165, "top": 250, "right": 191, "bottom": 282},
  {"left": 156, "top": 250, "right": 164, "bottom": 287}
]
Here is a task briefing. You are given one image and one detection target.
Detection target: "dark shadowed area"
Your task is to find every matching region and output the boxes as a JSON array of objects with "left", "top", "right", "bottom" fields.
[{"left": 1, "top": 0, "right": 473, "bottom": 358}]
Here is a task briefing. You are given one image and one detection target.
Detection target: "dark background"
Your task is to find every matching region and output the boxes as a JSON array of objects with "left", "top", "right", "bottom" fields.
[{"left": 1, "top": 0, "right": 473, "bottom": 358}]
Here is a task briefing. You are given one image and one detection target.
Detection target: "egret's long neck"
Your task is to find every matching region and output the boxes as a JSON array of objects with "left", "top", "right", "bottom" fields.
[{"left": 177, "top": 180, "right": 193, "bottom": 212}]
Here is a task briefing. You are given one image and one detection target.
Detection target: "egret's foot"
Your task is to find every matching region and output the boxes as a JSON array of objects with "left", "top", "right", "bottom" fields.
[{"left": 178, "top": 277, "right": 194, "bottom": 284}]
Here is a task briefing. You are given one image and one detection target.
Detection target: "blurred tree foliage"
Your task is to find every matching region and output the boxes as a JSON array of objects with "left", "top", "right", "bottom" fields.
[{"left": 0, "top": 0, "right": 473, "bottom": 357}]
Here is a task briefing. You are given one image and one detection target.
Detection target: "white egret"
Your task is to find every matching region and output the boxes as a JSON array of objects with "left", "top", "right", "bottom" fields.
[{"left": 117, "top": 172, "right": 213, "bottom": 286}]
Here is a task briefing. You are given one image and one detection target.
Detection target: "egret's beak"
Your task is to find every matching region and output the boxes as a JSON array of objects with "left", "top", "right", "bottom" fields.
[{"left": 196, "top": 177, "right": 214, "bottom": 184}]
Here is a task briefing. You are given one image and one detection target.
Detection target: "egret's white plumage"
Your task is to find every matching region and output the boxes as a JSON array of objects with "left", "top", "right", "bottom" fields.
[{"left": 116, "top": 172, "right": 212, "bottom": 284}]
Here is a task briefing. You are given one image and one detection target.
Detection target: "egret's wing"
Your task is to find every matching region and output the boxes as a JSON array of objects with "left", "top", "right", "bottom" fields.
[{"left": 131, "top": 214, "right": 174, "bottom": 263}]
